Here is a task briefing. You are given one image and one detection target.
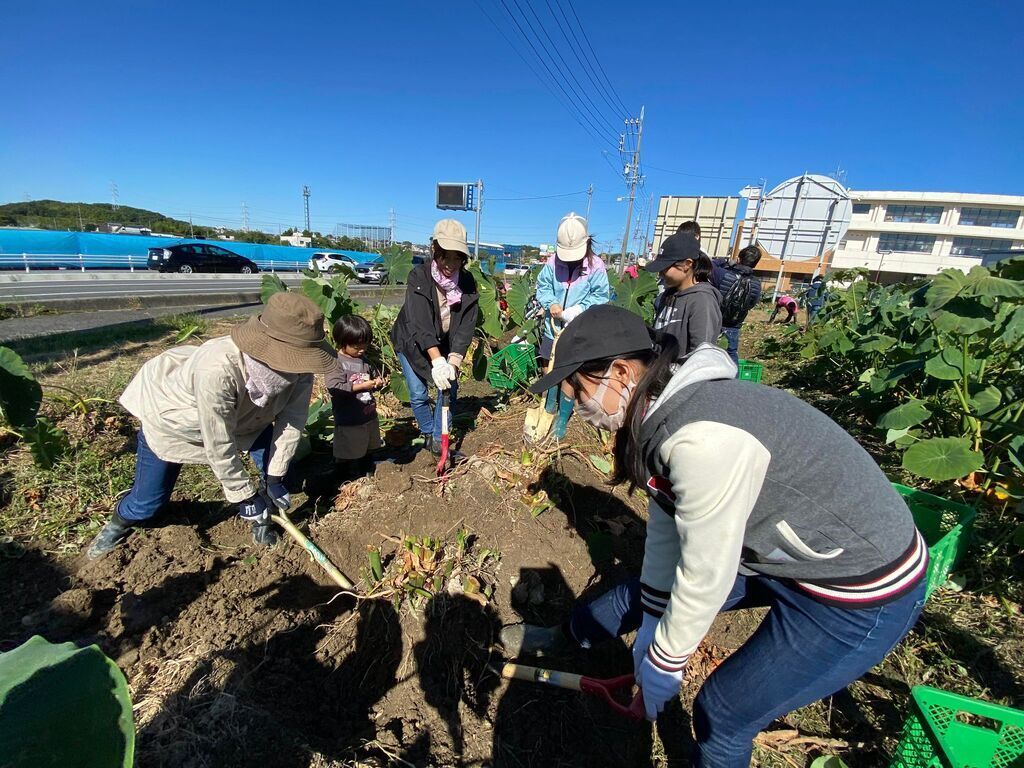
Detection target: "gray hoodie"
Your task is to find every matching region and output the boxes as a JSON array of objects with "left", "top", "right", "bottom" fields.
[{"left": 652, "top": 282, "right": 723, "bottom": 359}]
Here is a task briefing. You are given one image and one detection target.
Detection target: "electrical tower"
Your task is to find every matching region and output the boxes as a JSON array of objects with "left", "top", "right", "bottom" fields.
[
  {"left": 302, "top": 185, "right": 311, "bottom": 234},
  {"left": 241, "top": 202, "right": 250, "bottom": 232},
  {"left": 618, "top": 106, "right": 644, "bottom": 273},
  {"left": 388, "top": 208, "right": 396, "bottom": 246},
  {"left": 110, "top": 182, "right": 119, "bottom": 211}
]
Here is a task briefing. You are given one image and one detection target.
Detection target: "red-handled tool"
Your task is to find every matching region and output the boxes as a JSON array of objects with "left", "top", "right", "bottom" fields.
[
  {"left": 435, "top": 388, "right": 450, "bottom": 477},
  {"left": 501, "top": 662, "right": 643, "bottom": 720}
]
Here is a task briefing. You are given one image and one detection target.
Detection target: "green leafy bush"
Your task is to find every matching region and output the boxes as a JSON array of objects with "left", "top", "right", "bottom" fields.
[{"left": 0, "top": 346, "right": 69, "bottom": 468}]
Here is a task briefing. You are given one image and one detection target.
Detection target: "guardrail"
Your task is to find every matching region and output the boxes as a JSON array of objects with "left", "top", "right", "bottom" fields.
[{"left": 0, "top": 254, "right": 309, "bottom": 273}]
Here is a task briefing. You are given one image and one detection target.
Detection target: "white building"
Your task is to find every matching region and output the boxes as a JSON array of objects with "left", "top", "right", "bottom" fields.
[
  {"left": 831, "top": 191, "right": 1024, "bottom": 280},
  {"left": 280, "top": 232, "right": 312, "bottom": 248}
]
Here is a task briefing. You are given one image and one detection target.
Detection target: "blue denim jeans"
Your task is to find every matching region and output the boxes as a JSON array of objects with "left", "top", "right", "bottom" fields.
[
  {"left": 118, "top": 425, "right": 273, "bottom": 522},
  {"left": 397, "top": 352, "right": 458, "bottom": 441},
  {"left": 568, "top": 573, "right": 926, "bottom": 768},
  {"left": 722, "top": 326, "right": 742, "bottom": 366}
]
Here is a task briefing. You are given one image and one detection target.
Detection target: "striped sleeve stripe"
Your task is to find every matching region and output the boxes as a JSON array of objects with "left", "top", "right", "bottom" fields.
[
  {"left": 640, "top": 583, "right": 670, "bottom": 616},
  {"left": 647, "top": 641, "right": 691, "bottom": 672},
  {"left": 796, "top": 532, "right": 927, "bottom": 604}
]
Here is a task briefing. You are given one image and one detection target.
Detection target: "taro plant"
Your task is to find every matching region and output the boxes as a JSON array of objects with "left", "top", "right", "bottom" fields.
[
  {"left": 772, "top": 259, "right": 1024, "bottom": 488},
  {"left": 0, "top": 346, "right": 70, "bottom": 469},
  {"left": 608, "top": 268, "right": 659, "bottom": 324}
]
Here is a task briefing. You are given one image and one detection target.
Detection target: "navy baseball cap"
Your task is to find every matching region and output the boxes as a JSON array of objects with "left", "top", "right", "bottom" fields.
[
  {"left": 643, "top": 233, "right": 699, "bottom": 273},
  {"left": 529, "top": 304, "right": 654, "bottom": 394}
]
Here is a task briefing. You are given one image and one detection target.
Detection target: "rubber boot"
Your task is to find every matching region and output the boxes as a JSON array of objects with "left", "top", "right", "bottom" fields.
[
  {"left": 499, "top": 623, "right": 572, "bottom": 657},
  {"left": 552, "top": 390, "right": 575, "bottom": 441},
  {"left": 251, "top": 516, "right": 280, "bottom": 548},
  {"left": 544, "top": 386, "right": 559, "bottom": 415},
  {"left": 86, "top": 508, "right": 134, "bottom": 560}
]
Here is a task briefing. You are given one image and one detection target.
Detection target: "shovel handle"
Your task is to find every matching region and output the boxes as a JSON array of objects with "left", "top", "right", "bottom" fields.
[
  {"left": 270, "top": 510, "right": 355, "bottom": 590},
  {"left": 501, "top": 663, "right": 582, "bottom": 691},
  {"left": 501, "top": 663, "right": 641, "bottom": 721}
]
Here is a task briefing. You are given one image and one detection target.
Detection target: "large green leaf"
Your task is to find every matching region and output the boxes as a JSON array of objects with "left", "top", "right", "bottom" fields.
[
  {"left": 925, "top": 269, "right": 968, "bottom": 310},
  {"left": 962, "top": 265, "right": 1024, "bottom": 300},
  {"left": 0, "top": 636, "right": 134, "bottom": 768},
  {"left": 24, "top": 417, "right": 69, "bottom": 469},
  {"left": 260, "top": 272, "right": 288, "bottom": 303},
  {"left": 467, "top": 261, "right": 503, "bottom": 339},
  {"left": 929, "top": 297, "right": 995, "bottom": 335},
  {"left": 968, "top": 384, "right": 1002, "bottom": 416},
  {"left": 506, "top": 274, "right": 534, "bottom": 326},
  {"left": 381, "top": 245, "right": 414, "bottom": 285},
  {"left": 902, "top": 437, "right": 984, "bottom": 481},
  {"left": 924, "top": 348, "right": 976, "bottom": 381},
  {"left": 472, "top": 339, "right": 490, "bottom": 382},
  {"left": 998, "top": 305, "right": 1024, "bottom": 347},
  {"left": 877, "top": 399, "right": 931, "bottom": 430},
  {"left": 608, "top": 270, "right": 659, "bottom": 323},
  {"left": 992, "top": 254, "right": 1024, "bottom": 280},
  {"left": 0, "top": 346, "right": 42, "bottom": 429},
  {"left": 858, "top": 334, "right": 897, "bottom": 353}
]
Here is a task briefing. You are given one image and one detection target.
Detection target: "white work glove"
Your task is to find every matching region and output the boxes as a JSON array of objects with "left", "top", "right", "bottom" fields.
[
  {"left": 431, "top": 357, "right": 456, "bottom": 390},
  {"left": 632, "top": 613, "right": 659, "bottom": 677},
  {"left": 636, "top": 652, "right": 685, "bottom": 721},
  {"left": 560, "top": 305, "right": 583, "bottom": 323}
]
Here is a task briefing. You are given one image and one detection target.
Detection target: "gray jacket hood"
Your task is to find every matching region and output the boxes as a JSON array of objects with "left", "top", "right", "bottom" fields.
[{"left": 645, "top": 343, "right": 737, "bottom": 421}]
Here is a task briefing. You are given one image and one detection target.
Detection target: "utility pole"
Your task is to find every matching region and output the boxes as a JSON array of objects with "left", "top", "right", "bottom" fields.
[
  {"left": 618, "top": 106, "right": 644, "bottom": 274},
  {"left": 388, "top": 207, "right": 396, "bottom": 247},
  {"left": 110, "top": 182, "right": 119, "bottom": 212},
  {"left": 77, "top": 205, "right": 84, "bottom": 231},
  {"left": 585, "top": 183, "right": 594, "bottom": 222},
  {"left": 241, "top": 202, "right": 250, "bottom": 232},
  {"left": 189, "top": 212, "right": 195, "bottom": 239},
  {"left": 302, "top": 185, "right": 311, "bottom": 235},
  {"left": 473, "top": 179, "right": 483, "bottom": 259}
]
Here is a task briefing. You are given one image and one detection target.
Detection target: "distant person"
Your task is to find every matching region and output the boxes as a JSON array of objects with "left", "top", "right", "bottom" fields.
[
  {"left": 770, "top": 294, "right": 799, "bottom": 324},
  {"left": 391, "top": 219, "right": 479, "bottom": 457},
  {"left": 87, "top": 293, "right": 337, "bottom": 559},
  {"left": 644, "top": 233, "right": 722, "bottom": 359},
  {"left": 624, "top": 263, "right": 639, "bottom": 279},
  {"left": 803, "top": 275, "right": 827, "bottom": 323},
  {"left": 711, "top": 245, "right": 763, "bottom": 364},
  {"left": 328, "top": 314, "right": 386, "bottom": 479},
  {"left": 535, "top": 212, "right": 610, "bottom": 440}
]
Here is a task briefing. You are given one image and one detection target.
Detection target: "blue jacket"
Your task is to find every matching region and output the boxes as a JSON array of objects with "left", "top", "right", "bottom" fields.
[{"left": 535, "top": 254, "right": 610, "bottom": 339}]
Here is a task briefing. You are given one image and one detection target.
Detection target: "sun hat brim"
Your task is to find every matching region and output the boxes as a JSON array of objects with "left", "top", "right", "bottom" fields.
[
  {"left": 555, "top": 240, "right": 587, "bottom": 263},
  {"left": 434, "top": 234, "right": 472, "bottom": 259},
  {"left": 230, "top": 315, "right": 337, "bottom": 374}
]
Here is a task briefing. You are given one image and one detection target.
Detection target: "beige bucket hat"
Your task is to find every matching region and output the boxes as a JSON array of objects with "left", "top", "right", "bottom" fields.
[
  {"left": 432, "top": 218, "right": 472, "bottom": 259},
  {"left": 230, "top": 292, "right": 337, "bottom": 374}
]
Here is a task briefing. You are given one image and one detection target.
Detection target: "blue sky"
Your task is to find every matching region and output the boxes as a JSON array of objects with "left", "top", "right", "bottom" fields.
[{"left": 2, "top": 0, "right": 1021, "bottom": 249}]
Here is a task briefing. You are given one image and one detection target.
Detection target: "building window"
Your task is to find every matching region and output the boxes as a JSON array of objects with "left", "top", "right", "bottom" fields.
[
  {"left": 852, "top": 203, "right": 871, "bottom": 214},
  {"left": 950, "top": 237, "right": 1015, "bottom": 257},
  {"left": 878, "top": 233, "right": 935, "bottom": 253},
  {"left": 884, "top": 204, "right": 943, "bottom": 224},
  {"left": 958, "top": 207, "right": 1020, "bottom": 228}
]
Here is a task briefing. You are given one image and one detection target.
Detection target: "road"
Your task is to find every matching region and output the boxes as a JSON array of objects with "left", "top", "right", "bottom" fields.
[{"left": 0, "top": 273, "right": 308, "bottom": 302}]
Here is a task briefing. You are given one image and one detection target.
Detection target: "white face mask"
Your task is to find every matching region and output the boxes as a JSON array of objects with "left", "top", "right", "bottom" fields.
[{"left": 574, "top": 365, "right": 634, "bottom": 432}]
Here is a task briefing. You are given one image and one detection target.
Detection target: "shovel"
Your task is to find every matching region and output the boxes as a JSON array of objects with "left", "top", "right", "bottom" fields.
[
  {"left": 501, "top": 662, "right": 643, "bottom": 720},
  {"left": 261, "top": 489, "right": 355, "bottom": 590},
  {"left": 524, "top": 329, "right": 562, "bottom": 443},
  {"left": 435, "top": 388, "right": 450, "bottom": 478}
]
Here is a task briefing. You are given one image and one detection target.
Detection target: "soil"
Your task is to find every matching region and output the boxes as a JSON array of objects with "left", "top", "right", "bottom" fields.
[{"left": 0, "top": 394, "right": 768, "bottom": 768}]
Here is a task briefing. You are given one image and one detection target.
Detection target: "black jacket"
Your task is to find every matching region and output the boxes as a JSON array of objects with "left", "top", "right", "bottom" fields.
[
  {"left": 390, "top": 263, "right": 480, "bottom": 381},
  {"left": 653, "top": 282, "right": 722, "bottom": 360}
]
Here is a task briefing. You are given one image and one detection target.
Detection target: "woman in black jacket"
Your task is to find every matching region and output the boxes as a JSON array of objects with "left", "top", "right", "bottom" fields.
[{"left": 390, "top": 219, "right": 479, "bottom": 455}]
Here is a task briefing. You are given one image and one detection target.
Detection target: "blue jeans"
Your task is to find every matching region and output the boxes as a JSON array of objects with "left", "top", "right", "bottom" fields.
[
  {"left": 722, "top": 326, "right": 741, "bottom": 366},
  {"left": 118, "top": 425, "right": 273, "bottom": 522},
  {"left": 568, "top": 573, "right": 926, "bottom": 768},
  {"left": 397, "top": 352, "right": 458, "bottom": 441}
]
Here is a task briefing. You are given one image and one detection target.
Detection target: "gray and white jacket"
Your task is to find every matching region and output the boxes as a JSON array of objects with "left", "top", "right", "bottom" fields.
[{"left": 635, "top": 345, "right": 925, "bottom": 673}]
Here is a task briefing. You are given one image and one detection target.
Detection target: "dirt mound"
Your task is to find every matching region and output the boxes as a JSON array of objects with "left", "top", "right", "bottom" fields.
[{"left": 0, "top": 407, "right": 765, "bottom": 767}]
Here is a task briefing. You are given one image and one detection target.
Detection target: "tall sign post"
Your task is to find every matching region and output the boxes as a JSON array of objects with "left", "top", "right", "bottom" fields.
[{"left": 436, "top": 181, "right": 483, "bottom": 258}]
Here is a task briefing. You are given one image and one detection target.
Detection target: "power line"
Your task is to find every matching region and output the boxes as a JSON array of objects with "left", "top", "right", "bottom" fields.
[
  {"left": 562, "top": 0, "right": 631, "bottom": 116},
  {"left": 489, "top": 189, "right": 589, "bottom": 201},
  {"left": 489, "top": 0, "right": 619, "bottom": 150},
  {"left": 644, "top": 162, "right": 758, "bottom": 182},
  {"left": 546, "top": 0, "right": 629, "bottom": 123},
  {"left": 513, "top": 0, "right": 621, "bottom": 137}
]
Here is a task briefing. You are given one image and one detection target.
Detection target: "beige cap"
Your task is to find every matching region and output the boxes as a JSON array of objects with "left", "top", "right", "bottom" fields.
[
  {"left": 230, "top": 292, "right": 336, "bottom": 374},
  {"left": 556, "top": 212, "right": 589, "bottom": 262},
  {"left": 432, "top": 219, "right": 471, "bottom": 259}
]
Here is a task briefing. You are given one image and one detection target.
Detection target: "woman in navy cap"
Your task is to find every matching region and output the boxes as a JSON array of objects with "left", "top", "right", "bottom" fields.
[{"left": 501, "top": 304, "right": 926, "bottom": 767}]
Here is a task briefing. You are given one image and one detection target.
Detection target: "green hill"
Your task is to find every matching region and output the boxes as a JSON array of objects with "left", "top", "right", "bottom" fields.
[{"left": 0, "top": 200, "right": 205, "bottom": 236}]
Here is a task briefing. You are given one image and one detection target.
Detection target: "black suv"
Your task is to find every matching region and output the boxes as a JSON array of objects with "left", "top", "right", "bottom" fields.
[{"left": 147, "top": 244, "right": 259, "bottom": 274}]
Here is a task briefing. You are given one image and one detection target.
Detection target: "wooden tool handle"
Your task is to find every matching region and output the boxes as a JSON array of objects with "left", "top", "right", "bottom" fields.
[
  {"left": 501, "top": 663, "right": 582, "bottom": 692},
  {"left": 271, "top": 512, "right": 355, "bottom": 590}
]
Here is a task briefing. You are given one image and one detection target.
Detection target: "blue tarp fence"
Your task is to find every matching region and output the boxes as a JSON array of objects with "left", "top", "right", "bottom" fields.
[{"left": 0, "top": 229, "right": 381, "bottom": 269}]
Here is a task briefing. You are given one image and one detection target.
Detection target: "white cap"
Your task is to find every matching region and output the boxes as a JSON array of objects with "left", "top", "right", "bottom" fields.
[{"left": 556, "top": 212, "right": 589, "bottom": 263}]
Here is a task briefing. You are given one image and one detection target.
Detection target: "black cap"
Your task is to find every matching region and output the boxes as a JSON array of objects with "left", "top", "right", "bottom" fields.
[
  {"left": 529, "top": 304, "right": 654, "bottom": 394},
  {"left": 643, "top": 233, "right": 699, "bottom": 273}
]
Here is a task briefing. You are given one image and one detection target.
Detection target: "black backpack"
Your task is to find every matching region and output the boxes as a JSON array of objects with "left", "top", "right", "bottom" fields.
[{"left": 720, "top": 271, "right": 758, "bottom": 327}]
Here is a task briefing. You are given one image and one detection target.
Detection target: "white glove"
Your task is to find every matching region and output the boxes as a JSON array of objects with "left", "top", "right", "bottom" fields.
[
  {"left": 632, "top": 613, "right": 659, "bottom": 677},
  {"left": 636, "top": 652, "right": 684, "bottom": 721},
  {"left": 560, "top": 305, "right": 583, "bottom": 323},
  {"left": 431, "top": 357, "right": 455, "bottom": 390}
]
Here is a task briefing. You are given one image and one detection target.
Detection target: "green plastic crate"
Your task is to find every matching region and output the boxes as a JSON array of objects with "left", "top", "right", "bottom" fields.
[
  {"left": 737, "top": 359, "right": 763, "bottom": 383},
  {"left": 891, "top": 686, "right": 1024, "bottom": 767},
  {"left": 893, "top": 484, "right": 976, "bottom": 599},
  {"left": 487, "top": 343, "right": 537, "bottom": 391}
]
